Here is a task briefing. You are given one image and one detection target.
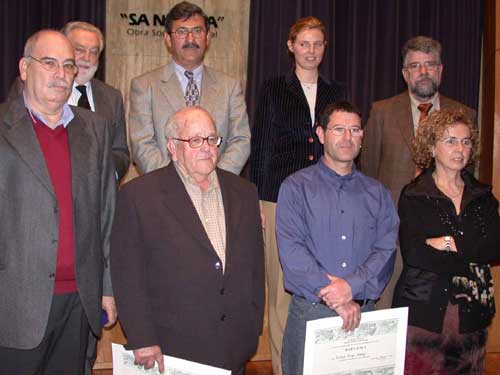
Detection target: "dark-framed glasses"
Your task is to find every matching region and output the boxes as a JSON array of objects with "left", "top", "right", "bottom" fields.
[
  {"left": 170, "top": 26, "right": 206, "bottom": 39},
  {"left": 326, "top": 126, "right": 363, "bottom": 137},
  {"left": 439, "top": 137, "right": 472, "bottom": 148},
  {"left": 26, "top": 55, "right": 78, "bottom": 75},
  {"left": 404, "top": 61, "right": 441, "bottom": 73},
  {"left": 173, "top": 135, "right": 223, "bottom": 148}
]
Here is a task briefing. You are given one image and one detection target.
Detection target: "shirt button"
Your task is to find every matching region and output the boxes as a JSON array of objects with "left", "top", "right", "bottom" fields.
[
  {"left": 308, "top": 155, "right": 315, "bottom": 161},
  {"left": 341, "top": 235, "right": 347, "bottom": 240},
  {"left": 215, "top": 262, "right": 221, "bottom": 270},
  {"left": 341, "top": 210, "right": 345, "bottom": 214},
  {"left": 341, "top": 262, "right": 347, "bottom": 268},
  {"left": 308, "top": 137, "right": 314, "bottom": 143}
]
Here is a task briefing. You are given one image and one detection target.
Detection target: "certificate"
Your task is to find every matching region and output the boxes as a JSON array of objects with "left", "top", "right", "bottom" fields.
[
  {"left": 111, "top": 343, "right": 232, "bottom": 375},
  {"left": 303, "top": 307, "right": 408, "bottom": 375}
]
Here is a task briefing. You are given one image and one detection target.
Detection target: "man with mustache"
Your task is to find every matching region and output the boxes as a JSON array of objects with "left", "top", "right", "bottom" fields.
[
  {"left": 360, "top": 36, "right": 476, "bottom": 310},
  {"left": 276, "top": 101, "right": 399, "bottom": 375},
  {"left": 128, "top": 1, "right": 250, "bottom": 176},
  {"left": 0, "top": 30, "right": 116, "bottom": 374}
]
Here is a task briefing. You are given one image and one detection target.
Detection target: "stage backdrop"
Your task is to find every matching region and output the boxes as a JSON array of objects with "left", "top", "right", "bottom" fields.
[{"left": 105, "top": 0, "right": 250, "bottom": 180}]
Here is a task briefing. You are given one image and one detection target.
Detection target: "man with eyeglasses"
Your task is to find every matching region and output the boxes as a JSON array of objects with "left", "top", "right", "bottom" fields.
[
  {"left": 128, "top": 1, "right": 250, "bottom": 176},
  {"left": 276, "top": 102, "right": 399, "bottom": 375},
  {"left": 111, "top": 106, "right": 264, "bottom": 375},
  {"left": 0, "top": 30, "right": 116, "bottom": 374},
  {"left": 360, "top": 36, "right": 476, "bottom": 310},
  {"left": 276, "top": 101, "right": 398, "bottom": 374}
]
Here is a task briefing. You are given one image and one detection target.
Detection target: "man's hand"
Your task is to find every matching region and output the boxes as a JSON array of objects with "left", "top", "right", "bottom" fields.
[
  {"left": 335, "top": 301, "right": 361, "bottom": 332},
  {"left": 317, "top": 274, "right": 353, "bottom": 309},
  {"left": 133, "top": 345, "right": 165, "bottom": 373},
  {"left": 102, "top": 296, "right": 117, "bottom": 328}
]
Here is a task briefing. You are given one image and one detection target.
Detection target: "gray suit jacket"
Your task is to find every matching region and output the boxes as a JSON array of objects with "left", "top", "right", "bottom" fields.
[
  {"left": 128, "top": 62, "right": 250, "bottom": 175},
  {"left": 90, "top": 78, "right": 130, "bottom": 181},
  {"left": 8, "top": 77, "right": 130, "bottom": 182},
  {"left": 360, "top": 91, "right": 477, "bottom": 204},
  {"left": 0, "top": 96, "right": 116, "bottom": 349}
]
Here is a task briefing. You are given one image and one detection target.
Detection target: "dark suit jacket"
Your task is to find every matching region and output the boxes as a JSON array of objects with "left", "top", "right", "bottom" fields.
[
  {"left": 250, "top": 71, "right": 345, "bottom": 202},
  {"left": 111, "top": 164, "right": 265, "bottom": 372},
  {"left": 90, "top": 78, "right": 130, "bottom": 181},
  {"left": 0, "top": 96, "right": 116, "bottom": 349},
  {"left": 8, "top": 77, "right": 130, "bottom": 181},
  {"left": 360, "top": 91, "right": 477, "bottom": 204}
]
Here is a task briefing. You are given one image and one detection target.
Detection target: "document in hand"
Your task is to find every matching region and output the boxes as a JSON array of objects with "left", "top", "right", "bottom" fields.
[
  {"left": 112, "top": 343, "right": 232, "bottom": 375},
  {"left": 303, "top": 307, "right": 408, "bottom": 375}
]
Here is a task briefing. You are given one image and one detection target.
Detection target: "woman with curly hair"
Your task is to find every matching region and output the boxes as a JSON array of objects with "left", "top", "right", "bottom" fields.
[{"left": 392, "top": 109, "right": 500, "bottom": 374}]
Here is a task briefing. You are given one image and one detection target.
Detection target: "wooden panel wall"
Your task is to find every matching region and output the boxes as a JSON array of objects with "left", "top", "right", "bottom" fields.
[{"left": 483, "top": 0, "right": 500, "bottom": 353}]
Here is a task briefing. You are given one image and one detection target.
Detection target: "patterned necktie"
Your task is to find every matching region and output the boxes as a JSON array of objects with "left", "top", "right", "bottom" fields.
[
  {"left": 417, "top": 102, "right": 432, "bottom": 125},
  {"left": 184, "top": 71, "right": 200, "bottom": 106},
  {"left": 76, "top": 85, "right": 91, "bottom": 110}
]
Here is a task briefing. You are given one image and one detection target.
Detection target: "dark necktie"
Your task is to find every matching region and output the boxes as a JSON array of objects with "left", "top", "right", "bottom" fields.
[
  {"left": 417, "top": 102, "right": 432, "bottom": 125},
  {"left": 76, "top": 85, "right": 91, "bottom": 110},
  {"left": 184, "top": 71, "right": 200, "bottom": 106}
]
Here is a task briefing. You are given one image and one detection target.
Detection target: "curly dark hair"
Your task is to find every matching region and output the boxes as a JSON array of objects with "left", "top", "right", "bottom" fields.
[{"left": 412, "top": 109, "right": 478, "bottom": 169}]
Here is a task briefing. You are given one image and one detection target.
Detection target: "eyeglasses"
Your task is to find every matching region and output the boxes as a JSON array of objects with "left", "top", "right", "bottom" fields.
[
  {"left": 438, "top": 137, "right": 472, "bottom": 148},
  {"left": 170, "top": 27, "right": 206, "bottom": 39},
  {"left": 173, "top": 135, "right": 222, "bottom": 148},
  {"left": 404, "top": 61, "right": 441, "bottom": 73},
  {"left": 26, "top": 55, "right": 78, "bottom": 76},
  {"left": 74, "top": 46, "right": 100, "bottom": 58},
  {"left": 326, "top": 126, "right": 363, "bottom": 137}
]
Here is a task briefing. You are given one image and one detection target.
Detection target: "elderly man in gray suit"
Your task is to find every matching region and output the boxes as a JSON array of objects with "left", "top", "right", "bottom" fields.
[
  {"left": 0, "top": 30, "right": 116, "bottom": 374},
  {"left": 129, "top": 1, "right": 250, "bottom": 175}
]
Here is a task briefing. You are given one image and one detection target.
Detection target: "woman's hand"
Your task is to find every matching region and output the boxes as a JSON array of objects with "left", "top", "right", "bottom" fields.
[{"left": 425, "top": 236, "right": 458, "bottom": 252}]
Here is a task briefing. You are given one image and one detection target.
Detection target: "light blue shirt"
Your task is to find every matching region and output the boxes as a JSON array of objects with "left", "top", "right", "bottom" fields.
[
  {"left": 23, "top": 93, "right": 74, "bottom": 128},
  {"left": 173, "top": 61, "right": 203, "bottom": 94}
]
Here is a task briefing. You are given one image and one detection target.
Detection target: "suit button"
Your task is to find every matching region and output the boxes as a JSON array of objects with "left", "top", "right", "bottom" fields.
[
  {"left": 308, "top": 155, "right": 315, "bottom": 161},
  {"left": 52, "top": 239, "right": 58, "bottom": 244},
  {"left": 220, "top": 288, "right": 225, "bottom": 295},
  {"left": 220, "top": 314, "right": 226, "bottom": 321},
  {"left": 49, "top": 273, "right": 55, "bottom": 278},
  {"left": 215, "top": 262, "right": 221, "bottom": 270},
  {"left": 308, "top": 137, "right": 314, "bottom": 143}
]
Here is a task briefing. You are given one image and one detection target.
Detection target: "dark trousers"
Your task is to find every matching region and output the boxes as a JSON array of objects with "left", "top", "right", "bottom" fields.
[{"left": 0, "top": 292, "right": 90, "bottom": 375}]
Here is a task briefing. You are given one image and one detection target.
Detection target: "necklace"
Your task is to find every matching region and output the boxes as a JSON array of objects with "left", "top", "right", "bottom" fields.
[{"left": 433, "top": 174, "right": 464, "bottom": 199}]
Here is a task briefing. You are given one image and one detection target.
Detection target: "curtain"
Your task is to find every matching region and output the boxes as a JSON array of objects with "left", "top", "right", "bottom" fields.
[
  {"left": 246, "top": 0, "right": 483, "bottom": 123},
  {"left": 0, "top": 0, "right": 105, "bottom": 102}
]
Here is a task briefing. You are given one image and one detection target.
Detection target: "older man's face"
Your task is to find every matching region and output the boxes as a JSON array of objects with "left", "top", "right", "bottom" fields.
[
  {"left": 67, "top": 28, "right": 101, "bottom": 85},
  {"left": 168, "top": 109, "right": 218, "bottom": 181},
  {"left": 402, "top": 50, "right": 443, "bottom": 101},
  {"left": 19, "top": 31, "right": 76, "bottom": 113}
]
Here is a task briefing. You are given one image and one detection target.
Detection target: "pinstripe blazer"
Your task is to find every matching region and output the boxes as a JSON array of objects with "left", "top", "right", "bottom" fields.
[{"left": 250, "top": 71, "right": 345, "bottom": 202}]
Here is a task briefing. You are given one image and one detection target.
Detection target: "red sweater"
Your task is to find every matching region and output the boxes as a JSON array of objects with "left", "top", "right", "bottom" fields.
[{"left": 32, "top": 114, "right": 77, "bottom": 294}]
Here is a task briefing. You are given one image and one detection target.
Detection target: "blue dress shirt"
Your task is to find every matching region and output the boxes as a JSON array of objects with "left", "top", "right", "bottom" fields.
[{"left": 276, "top": 158, "right": 399, "bottom": 302}]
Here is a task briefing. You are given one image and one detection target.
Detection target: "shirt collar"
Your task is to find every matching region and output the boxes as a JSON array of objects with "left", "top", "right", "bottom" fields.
[
  {"left": 23, "top": 93, "right": 74, "bottom": 128},
  {"left": 173, "top": 60, "right": 204, "bottom": 79},
  {"left": 318, "top": 157, "right": 357, "bottom": 182},
  {"left": 173, "top": 161, "right": 219, "bottom": 192}
]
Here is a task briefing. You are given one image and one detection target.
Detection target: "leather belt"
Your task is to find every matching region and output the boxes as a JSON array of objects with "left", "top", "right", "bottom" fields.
[{"left": 320, "top": 299, "right": 373, "bottom": 307}]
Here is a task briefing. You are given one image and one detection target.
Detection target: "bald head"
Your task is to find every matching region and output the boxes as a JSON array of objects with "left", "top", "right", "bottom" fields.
[
  {"left": 166, "top": 107, "right": 219, "bottom": 186},
  {"left": 19, "top": 30, "right": 76, "bottom": 120}
]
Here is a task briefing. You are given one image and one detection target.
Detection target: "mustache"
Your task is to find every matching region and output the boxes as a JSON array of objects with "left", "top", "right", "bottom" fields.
[
  {"left": 182, "top": 42, "right": 200, "bottom": 49},
  {"left": 48, "top": 80, "right": 70, "bottom": 89}
]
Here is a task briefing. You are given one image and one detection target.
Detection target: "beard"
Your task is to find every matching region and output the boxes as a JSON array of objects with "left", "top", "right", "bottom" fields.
[
  {"left": 410, "top": 75, "right": 439, "bottom": 99},
  {"left": 76, "top": 62, "right": 99, "bottom": 84}
]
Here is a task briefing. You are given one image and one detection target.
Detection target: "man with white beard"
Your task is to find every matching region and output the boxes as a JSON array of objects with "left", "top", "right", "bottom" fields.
[{"left": 62, "top": 21, "right": 130, "bottom": 183}]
